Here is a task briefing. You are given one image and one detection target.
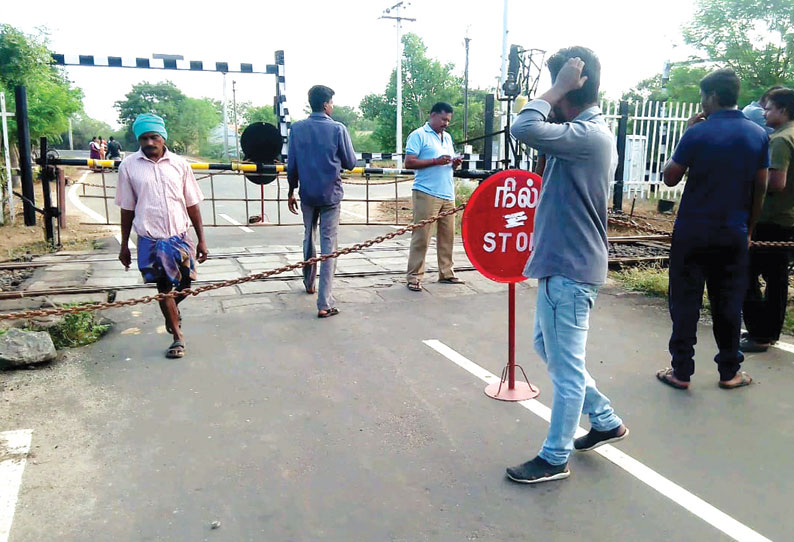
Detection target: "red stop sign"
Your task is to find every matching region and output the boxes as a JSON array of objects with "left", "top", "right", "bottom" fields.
[{"left": 462, "top": 169, "right": 542, "bottom": 283}]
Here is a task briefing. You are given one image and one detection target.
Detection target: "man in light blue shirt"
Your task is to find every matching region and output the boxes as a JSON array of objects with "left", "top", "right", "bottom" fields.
[
  {"left": 506, "top": 47, "right": 628, "bottom": 485},
  {"left": 404, "top": 102, "right": 463, "bottom": 291},
  {"left": 742, "top": 86, "right": 781, "bottom": 134}
]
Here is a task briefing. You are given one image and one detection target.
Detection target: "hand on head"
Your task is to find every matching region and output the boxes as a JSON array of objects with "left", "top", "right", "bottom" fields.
[{"left": 552, "top": 57, "right": 589, "bottom": 94}]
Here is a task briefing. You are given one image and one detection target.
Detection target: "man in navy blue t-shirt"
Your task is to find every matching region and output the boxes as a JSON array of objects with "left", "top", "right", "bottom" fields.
[{"left": 657, "top": 68, "right": 769, "bottom": 391}]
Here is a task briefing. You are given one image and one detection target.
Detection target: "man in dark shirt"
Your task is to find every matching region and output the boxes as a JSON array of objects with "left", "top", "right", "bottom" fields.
[
  {"left": 657, "top": 68, "right": 769, "bottom": 390},
  {"left": 287, "top": 85, "right": 357, "bottom": 318},
  {"left": 742, "top": 88, "right": 794, "bottom": 352},
  {"left": 107, "top": 136, "right": 122, "bottom": 160}
]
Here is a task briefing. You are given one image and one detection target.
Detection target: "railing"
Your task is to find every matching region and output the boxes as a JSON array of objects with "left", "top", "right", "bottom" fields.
[{"left": 50, "top": 158, "right": 492, "bottom": 228}]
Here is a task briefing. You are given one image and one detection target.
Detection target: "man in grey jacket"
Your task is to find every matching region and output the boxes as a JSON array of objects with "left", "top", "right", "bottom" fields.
[
  {"left": 287, "top": 85, "right": 357, "bottom": 318},
  {"left": 505, "top": 47, "right": 628, "bottom": 484}
]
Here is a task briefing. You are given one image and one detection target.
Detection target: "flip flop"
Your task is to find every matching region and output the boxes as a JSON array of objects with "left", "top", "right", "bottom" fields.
[
  {"left": 407, "top": 282, "right": 422, "bottom": 292},
  {"left": 719, "top": 371, "right": 753, "bottom": 389},
  {"left": 439, "top": 277, "right": 465, "bottom": 284},
  {"left": 656, "top": 367, "right": 689, "bottom": 390},
  {"left": 166, "top": 340, "right": 185, "bottom": 359},
  {"left": 318, "top": 307, "right": 340, "bottom": 319}
]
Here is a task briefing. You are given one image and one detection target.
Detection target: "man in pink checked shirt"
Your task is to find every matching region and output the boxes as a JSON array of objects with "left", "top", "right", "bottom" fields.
[{"left": 115, "top": 113, "right": 209, "bottom": 359}]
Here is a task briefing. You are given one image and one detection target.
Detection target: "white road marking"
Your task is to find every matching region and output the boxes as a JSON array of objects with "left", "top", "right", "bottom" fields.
[
  {"left": 423, "top": 339, "right": 773, "bottom": 542},
  {"left": 219, "top": 213, "right": 254, "bottom": 233},
  {"left": 0, "top": 430, "right": 33, "bottom": 542},
  {"left": 69, "top": 172, "right": 135, "bottom": 248}
]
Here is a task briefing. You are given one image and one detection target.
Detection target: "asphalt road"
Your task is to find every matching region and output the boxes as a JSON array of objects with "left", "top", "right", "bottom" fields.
[{"left": 2, "top": 282, "right": 793, "bottom": 541}]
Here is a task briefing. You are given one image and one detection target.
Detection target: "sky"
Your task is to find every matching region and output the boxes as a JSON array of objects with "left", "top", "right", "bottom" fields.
[{"left": 4, "top": 0, "right": 699, "bottom": 129}]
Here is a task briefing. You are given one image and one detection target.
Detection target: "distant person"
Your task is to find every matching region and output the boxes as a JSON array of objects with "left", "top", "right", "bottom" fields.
[
  {"left": 99, "top": 136, "right": 107, "bottom": 160},
  {"left": 742, "top": 88, "right": 794, "bottom": 352},
  {"left": 657, "top": 69, "right": 769, "bottom": 390},
  {"left": 115, "top": 113, "right": 209, "bottom": 359},
  {"left": 89, "top": 136, "right": 101, "bottom": 160},
  {"left": 287, "top": 85, "right": 356, "bottom": 318},
  {"left": 507, "top": 47, "right": 628, "bottom": 485},
  {"left": 404, "top": 102, "right": 463, "bottom": 292},
  {"left": 107, "top": 136, "right": 123, "bottom": 161},
  {"left": 742, "top": 86, "right": 783, "bottom": 134}
]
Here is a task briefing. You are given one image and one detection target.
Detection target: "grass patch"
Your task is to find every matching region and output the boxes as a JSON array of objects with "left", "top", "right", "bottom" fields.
[
  {"left": 610, "top": 264, "right": 669, "bottom": 297},
  {"left": 29, "top": 310, "right": 110, "bottom": 349}
]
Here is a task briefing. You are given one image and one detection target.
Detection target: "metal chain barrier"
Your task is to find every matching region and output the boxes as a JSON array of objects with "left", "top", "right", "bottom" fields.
[
  {"left": 608, "top": 215, "right": 794, "bottom": 249},
  {"left": 0, "top": 204, "right": 466, "bottom": 322}
]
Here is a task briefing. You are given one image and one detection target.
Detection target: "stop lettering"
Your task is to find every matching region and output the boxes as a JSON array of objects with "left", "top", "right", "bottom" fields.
[{"left": 461, "top": 169, "right": 542, "bottom": 283}]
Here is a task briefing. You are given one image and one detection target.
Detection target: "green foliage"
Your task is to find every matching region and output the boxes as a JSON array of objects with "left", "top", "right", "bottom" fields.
[
  {"left": 56, "top": 113, "right": 113, "bottom": 150},
  {"left": 682, "top": 0, "right": 794, "bottom": 102},
  {"left": 114, "top": 81, "right": 220, "bottom": 155},
  {"left": 0, "top": 24, "right": 83, "bottom": 144},
  {"left": 30, "top": 310, "right": 110, "bottom": 349},
  {"left": 238, "top": 102, "right": 278, "bottom": 131},
  {"left": 622, "top": 66, "right": 710, "bottom": 104},
  {"left": 360, "top": 33, "right": 488, "bottom": 153}
]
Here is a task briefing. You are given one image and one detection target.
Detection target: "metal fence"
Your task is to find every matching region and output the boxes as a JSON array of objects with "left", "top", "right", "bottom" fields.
[{"left": 603, "top": 99, "right": 697, "bottom": 202}]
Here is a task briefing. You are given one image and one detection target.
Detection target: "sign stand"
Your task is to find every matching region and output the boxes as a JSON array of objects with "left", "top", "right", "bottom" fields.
[
  {"left": 461, "top": 169, "right": 542, "bottom": 402},
  {"left": 484, "top": 282, "right": 539, "bottom": 401}
]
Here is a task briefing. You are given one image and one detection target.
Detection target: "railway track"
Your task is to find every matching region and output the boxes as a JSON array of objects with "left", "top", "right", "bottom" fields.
[{"left": 0, "top": 236, "right": 671, "bottom": 300}]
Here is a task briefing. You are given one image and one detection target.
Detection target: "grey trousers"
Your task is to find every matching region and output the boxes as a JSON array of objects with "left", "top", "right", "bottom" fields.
[{"left": 301, "top": 201, "right": 340, "bottom": 311}]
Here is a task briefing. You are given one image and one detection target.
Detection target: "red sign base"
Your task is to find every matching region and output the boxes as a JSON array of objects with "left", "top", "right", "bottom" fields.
[{"left": 485, "top": 379, "right": 540, "bottom": 402}]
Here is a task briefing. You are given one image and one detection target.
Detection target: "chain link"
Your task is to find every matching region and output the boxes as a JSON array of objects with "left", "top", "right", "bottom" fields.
[{"left": 0, "top": 205, "right": 466, "bottom": 322}]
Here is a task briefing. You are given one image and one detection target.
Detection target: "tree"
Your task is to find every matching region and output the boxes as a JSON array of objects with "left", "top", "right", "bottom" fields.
[
  {"left": 682, "top": 0, "right": 794, "bottom": 102},
  {"left": 622, "top": 66, "right": 710, "bottom": 104},
  {"left": 114, "top": 81, "right": 220, "bottom": 155},
  {"left": 57, "top": 113, "right": 113, "bottom": 150},
  {"left": 237, "top": 102, "right": 278, "bottom": 131},
  {"left": 360, "top": 33, "right": 488, "bottom": 153},
  {"left": 0, "top": 24, "right": 82, "bottom": 145}
]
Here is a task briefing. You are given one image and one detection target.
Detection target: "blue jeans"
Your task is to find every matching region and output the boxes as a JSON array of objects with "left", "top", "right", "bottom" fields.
[
  {"left": 301, "top": 202, "right": 340, "bottom": 311},
  {"left": 534, "top": 275, "right": 623, "bottom": 465}
]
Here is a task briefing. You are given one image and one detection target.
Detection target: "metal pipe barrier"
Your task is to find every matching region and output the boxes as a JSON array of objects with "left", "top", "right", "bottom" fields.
[
  {"left": 0, "top": 203, "right": 465, "bottom": 322},
  {"left": 47, "top": 158, "right": 493, "bottom": 227}
]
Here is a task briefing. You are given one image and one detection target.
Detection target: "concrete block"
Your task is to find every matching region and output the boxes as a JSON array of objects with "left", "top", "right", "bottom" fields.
[
  {"left": 221, "top": 295, "right": 280, "bottom": 312},
  {"left": 114, "top": 288, "right": 158, "bottom": 301},
  {"left": 85, "top": 276, "right": 142, "bottom": 287},
  {"left": 47, "top": 263, "right": 91, "bottom": 272},
  {"left": 195, "top": 271, "right": 243, "bottom": 282},
  {"left": 334, "top": 289, "right": 384, "bottom": 304},
  {"left": 204, "top": 286, "right": 241, "bottom": 297},
  {"left": 421, "top": 281, "right": 477, "bottom": 298},
  {"left": 237, "top": 281, "right": 292, "bottom": 294},
  {"left": 237, "top": 256, "right": 285, "bottom": 265}
]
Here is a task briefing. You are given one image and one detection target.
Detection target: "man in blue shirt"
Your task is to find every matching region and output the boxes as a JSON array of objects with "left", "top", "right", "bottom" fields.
[
  {"left": 506, "top": 47, "right": 628, "bottom": 484},
  {"left": 287, "top": 85, "right": 357, "bottom": 318},
  {"left": 657, "top": 68, "right": 769, "bottom": 390},
  {"left": 404, "top": 102, "right": 463, "bottom": 291}
]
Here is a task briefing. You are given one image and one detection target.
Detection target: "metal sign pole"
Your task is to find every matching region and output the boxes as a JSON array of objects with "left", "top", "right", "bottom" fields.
[{"left": 0, "top": 92, "right": 13, "bottom": 223}]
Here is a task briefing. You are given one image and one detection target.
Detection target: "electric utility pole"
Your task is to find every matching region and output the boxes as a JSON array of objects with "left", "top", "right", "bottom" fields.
[
  {"left": 464, "top": 29, "right": 471, "bottom": 142},
  {"left": 232, "top": 80, "right": 240, "bottom": 159},
  {"left": 380, "top": 1, "right": 415, "bottom": 169}
]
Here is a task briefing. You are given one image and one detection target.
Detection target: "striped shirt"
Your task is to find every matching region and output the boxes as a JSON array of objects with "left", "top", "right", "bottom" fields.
[{"left": 115, "top": 149, "right": 204, "bottom": 239}]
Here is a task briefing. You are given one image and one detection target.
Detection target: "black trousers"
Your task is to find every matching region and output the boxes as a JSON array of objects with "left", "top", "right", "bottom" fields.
[
  {"left": 743, "top": 222, "right": 794, "bottom": 343},
  {"left": 668, "top": 226, "right": 747, "bottom": 381}
]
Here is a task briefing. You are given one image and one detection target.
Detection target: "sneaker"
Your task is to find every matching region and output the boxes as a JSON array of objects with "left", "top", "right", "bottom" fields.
[
  {"left": 740, "top": 337, "right": 769, "bottom": 353},
  {"left": 574, "top": 424, "right": 629, "bottom": 452},
  {"left": 505, "top": 456, "right": 570, "bottom": 484}
]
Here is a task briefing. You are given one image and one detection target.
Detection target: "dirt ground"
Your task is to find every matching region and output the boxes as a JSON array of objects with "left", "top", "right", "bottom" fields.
[{"left": 0, "top": 169, "right": 115, "bottom": 261}]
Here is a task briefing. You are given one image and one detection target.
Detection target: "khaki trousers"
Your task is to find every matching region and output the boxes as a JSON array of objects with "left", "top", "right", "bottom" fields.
[{"left": 406, "top": 190, "right": 456, "bottom": 283}]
